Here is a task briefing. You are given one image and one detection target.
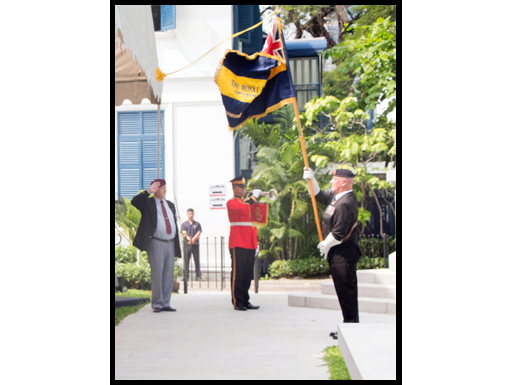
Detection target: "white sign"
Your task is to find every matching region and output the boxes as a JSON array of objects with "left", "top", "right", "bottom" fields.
[
  {"left": 209, "top": 184, "right": 227, "bottom": 209},
  {"left": 209, "top": 184, "right": 226, "bottom": 196}
]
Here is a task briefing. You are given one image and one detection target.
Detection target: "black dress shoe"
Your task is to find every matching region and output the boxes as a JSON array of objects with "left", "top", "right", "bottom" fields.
[
  {"left": 153, "top": 308, "right": 162, "bottom": 313},
  {"left": 329, "top": 332, "right": 338, "bottom": 340},
  {"left": 246, "top": 303, "right": 260, "bottom": 310},
  {"left": 161, "top": 307, "right": 176, "bottom": 312},
  {"left": 234, "top": 306, "right": 247, "bottom": 311}
]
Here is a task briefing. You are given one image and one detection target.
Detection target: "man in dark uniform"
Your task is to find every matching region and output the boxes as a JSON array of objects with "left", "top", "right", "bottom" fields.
[
  {"left": 181, "top": 208, "right": 203, "bottom": 280},
  {"left": 131, "top": 179, "right": 181, "bottom": 313},
  {"left": 303, "top": 168, "right": 362, "bottom": 323},
  {"left": 227, "top": 177, "right": 261, "bottom": 311}
]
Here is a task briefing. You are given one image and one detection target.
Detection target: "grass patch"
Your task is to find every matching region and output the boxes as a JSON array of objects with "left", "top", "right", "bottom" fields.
[
  {"left": 114, "top": 289, "right": 152, "bottom": 326},
  {"left": 322, "top": 345, "right": 351, "bottom": 380}
]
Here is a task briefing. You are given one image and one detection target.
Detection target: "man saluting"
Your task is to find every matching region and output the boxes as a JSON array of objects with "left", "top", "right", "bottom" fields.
[
  {"left": 227, "top": 177, "right": 261, "bottom": 311},
  {"left": 131, "top": 179, "right": 181, "bottom": 313}
]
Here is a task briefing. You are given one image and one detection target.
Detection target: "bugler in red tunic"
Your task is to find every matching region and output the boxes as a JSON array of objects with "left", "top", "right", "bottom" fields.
[{"left": 227, "top": 196, "right": 258, "bottom": 250}]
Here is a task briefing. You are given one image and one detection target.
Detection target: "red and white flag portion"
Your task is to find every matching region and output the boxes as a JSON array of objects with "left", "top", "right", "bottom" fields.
[{"left": 262, "top": 16, "right": 285, "bottom": 63}]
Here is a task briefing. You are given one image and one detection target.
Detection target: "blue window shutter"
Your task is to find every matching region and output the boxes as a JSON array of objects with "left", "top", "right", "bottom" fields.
[
  {"left": 118, "top": 111, "right": 165, "bottom": 199},
  {"left": 234, "top": 5, "right": 262, "bottom": 55},
  {"left": 161, "top": 5, "right": 176, "bottom": 31},
  {"left": 141, "top": 111, "right": 165, "bottom": 190},
  {"left": 237, "top": 5, "right": 253, "bottom": 44}
]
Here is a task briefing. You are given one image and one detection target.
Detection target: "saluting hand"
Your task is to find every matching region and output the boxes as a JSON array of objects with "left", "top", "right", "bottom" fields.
[{"left": 147, "top": 181, "right": 161, "bottom": 194}]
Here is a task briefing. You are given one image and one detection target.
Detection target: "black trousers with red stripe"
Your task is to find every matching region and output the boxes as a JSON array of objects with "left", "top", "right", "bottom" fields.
[{"left": 230, "top": 247, "right": 255, "bottom": 308}]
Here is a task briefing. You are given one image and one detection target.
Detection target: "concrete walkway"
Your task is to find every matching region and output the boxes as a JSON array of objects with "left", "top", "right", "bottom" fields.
[{"left": 115, "top": 290, "right": 396, "bottom": 380}]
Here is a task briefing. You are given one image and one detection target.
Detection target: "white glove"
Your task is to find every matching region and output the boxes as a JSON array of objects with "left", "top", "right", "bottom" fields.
[
  {"left": 318, "top": 233, "right": 342, "bottom": 259},
  {"left": 252, "top": 189, "right": 262, "bottom": 198},
  {"left": 255, "top": 245, "right": 260, "bottom": 258},
  {"left": 303, "top": 167, "right": 320, "bottom": 196}
]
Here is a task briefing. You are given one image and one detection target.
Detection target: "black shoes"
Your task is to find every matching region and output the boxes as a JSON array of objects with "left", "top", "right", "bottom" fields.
[
  {"left": 246, "top": 303, "right": 260, "bottom": 310},
  {"left": 235, "top": 306, "right": 247, "bottom": 311},
  {"left": 329, "top": 332, "right": 338, "bottom": 340},
  {"left": 153, "top": 307, "right": 176, "bottom": 312}
]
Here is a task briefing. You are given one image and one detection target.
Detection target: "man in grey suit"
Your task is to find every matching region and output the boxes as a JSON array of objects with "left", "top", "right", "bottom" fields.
[
  {"left": 132, "top": 179, "right": 182, "bottom": 313},
  {"left": 303, "top": 168, "right": 362, "bottom": 323}
]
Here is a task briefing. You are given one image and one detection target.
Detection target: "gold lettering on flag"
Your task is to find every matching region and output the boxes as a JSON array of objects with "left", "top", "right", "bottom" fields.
[{"left": 215, "top": 66, "right": 267, "bottom": 103}]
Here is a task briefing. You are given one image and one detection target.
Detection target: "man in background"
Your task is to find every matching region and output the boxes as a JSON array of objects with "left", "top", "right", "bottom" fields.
[{"left": 181, "top": 208, "right": 203, "bottom": 281}]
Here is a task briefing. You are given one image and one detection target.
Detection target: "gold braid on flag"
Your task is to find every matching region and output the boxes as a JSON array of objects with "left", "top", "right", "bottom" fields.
[{"left": 155, "top": 9, "right": 280, "bottom": 81}]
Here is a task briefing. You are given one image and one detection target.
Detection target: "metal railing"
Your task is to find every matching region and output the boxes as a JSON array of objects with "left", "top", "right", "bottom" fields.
[
  {"left": 358, "top": 234, "right": 396, "bottom": 270},
  {"left": 180, "top": 237, "right": 227, "bottom": 292},
  {"left": 180, "top": 237, "right": 262, "bottom": 293},
  {"left": 178, "top": 234, "right": 396, "bottom": 293}
]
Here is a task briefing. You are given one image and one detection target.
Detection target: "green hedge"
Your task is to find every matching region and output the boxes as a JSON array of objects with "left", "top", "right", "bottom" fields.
[
  {"left": 115, "top": 262, "right": 152, "bottom": 290},
  {"left": 115, "top": 246, "right": 181, "bottom": 290},
  {"left": 268, "top": 256, "right": 330, "bottom": 279},
  {"left": 268, "top": 254, "right": 389, "bottom": 279},
  {"left": 115, "top": 245, "right": 148, "bottom": 264}
]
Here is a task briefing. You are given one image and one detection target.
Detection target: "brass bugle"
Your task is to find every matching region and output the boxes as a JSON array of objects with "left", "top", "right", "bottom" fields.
[{"left": 246, "top": 188, "right": 278, "bottom": 201}]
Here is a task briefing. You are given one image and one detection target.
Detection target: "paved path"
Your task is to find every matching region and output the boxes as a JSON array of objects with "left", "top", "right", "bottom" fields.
[
  {"left": 115, "top": 291, "right": 396, "bottom": 380},
  {"left": 181, "top": 278, "right": 331, "bottom": 293}
]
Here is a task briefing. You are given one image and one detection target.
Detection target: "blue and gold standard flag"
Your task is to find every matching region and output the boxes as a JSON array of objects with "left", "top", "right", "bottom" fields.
[{"left": 214, "top": 15, "right": 295, "bottom": 130}]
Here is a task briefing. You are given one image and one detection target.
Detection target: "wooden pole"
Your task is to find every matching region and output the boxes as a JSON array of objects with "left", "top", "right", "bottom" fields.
[
  {"left": 292, "top": 98, "right": 323, "bottom": 242},
  {"left": 157, "top": 103, "right": 161, "bottom": 178}
]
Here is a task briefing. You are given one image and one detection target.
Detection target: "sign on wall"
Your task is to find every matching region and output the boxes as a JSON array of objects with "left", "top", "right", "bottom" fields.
[{"left": 209, "top": 184, "right": 227, "bottom": 209}]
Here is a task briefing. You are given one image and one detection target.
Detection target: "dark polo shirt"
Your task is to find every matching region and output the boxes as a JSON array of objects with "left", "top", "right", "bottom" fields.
[{"left": 181, "top": 220, "right": 202, "bottom": 243}]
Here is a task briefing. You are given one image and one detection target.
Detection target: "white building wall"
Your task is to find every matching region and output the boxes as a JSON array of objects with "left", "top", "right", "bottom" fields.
[{"left": 115, "top": 5, "right": 236, "bottom": 249}]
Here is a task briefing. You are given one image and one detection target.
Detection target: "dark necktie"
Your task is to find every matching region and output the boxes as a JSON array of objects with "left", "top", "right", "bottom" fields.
[{"left": 160, "top": 201, "right": 172, "bottom": 234}]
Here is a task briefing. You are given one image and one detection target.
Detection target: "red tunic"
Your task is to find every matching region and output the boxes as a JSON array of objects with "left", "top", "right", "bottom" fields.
[{"left": 227, "top": 196, "right": 258, "bottom": 249}]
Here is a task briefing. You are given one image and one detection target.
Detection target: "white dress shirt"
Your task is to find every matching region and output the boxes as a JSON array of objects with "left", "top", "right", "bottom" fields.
[
  {"left": 333, "top": 189, "right": 353, "bottom": 203},
  {"left": 153, "top": 197, "right": 177, "bottom": 240}
]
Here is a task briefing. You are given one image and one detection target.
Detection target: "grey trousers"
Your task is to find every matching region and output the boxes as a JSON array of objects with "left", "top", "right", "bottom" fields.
[{"left": 147, "top": 238, "right": 175, "bottom": 310}]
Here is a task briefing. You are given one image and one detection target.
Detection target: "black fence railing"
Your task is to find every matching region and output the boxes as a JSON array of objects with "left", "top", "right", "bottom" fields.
[
  {"left": 180, "top": 237, "right": 230, "bottom": 292},
  {"left": 180, "top": 237, "right": 265, "bottom": 293},
  {"left": 179, "top": 234, "right": 396, "bottom": 292},
  {"left": 362, "top": 190, "right": 396, "bottom": 238},
  {"left": 358, "top": 234, "right": 396, "bottom": 270}
]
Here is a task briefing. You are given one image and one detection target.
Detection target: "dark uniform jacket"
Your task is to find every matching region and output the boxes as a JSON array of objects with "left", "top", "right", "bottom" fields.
[
  {"left": 315, "top": 190, "right": 362, "bottom": 261},
  {"left": 131, "top": 191, "right": 182, "bottom": 258}
]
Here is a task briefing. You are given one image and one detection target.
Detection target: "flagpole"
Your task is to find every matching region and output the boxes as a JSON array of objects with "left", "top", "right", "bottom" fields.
[
  {"left": 292, "top": 98, "right": 323, "bottom": 242},
  {"left": 274, "top": 12, "right": 323, "bottom": 242}
]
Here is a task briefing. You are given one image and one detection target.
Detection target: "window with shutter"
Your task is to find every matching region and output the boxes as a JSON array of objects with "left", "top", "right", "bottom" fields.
[
  {"left": 118, "top": 111, "right": 165, "bottom": 199},
  {"left": 161, "top": 5, "right": 176, "bottom": 31},
  {"left": 233, "top": 5, "right": 262, "bottom": 55}
]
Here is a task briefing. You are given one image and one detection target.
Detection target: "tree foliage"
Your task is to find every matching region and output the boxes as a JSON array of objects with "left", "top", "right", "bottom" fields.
[
  {"left": 239, "top": 94, "right": 397, "bottom": 259},
  {"left": 118, "top": 197, "right": 141, "bottom": 245},
  {"left": 265, "top": 5, "right": 365, "bottom": 47},
  {"left": 240, "top": 107, "right": 319, "bottom": 261},
  {"left": 325, "top": 17, "right": 397, "bottom": 117},
  {"left": 303, "top": 95, "right": 396, "bottom": 236}
]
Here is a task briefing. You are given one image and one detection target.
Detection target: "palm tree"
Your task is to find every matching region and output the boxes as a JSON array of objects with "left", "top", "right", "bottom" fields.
[
  {"left": 117, "top": 197, "right": 141, "bottom": 245},
  {"left": 240, "top": 106, "right": 325, "bottom": 260}
]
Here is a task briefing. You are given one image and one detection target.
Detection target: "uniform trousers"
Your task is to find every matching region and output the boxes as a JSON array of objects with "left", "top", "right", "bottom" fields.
[
  {"left": 328, "top": 253, "right": 360, "bottom": 323},
  {"left": 186, "top": 244, "right": 201, "bottom": 278},
  {"left": 230, "top": 247, "right": 255, "bottom": 308},
  {"left": 147, "top": 238, "right": 175, "bottom": 310}
]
